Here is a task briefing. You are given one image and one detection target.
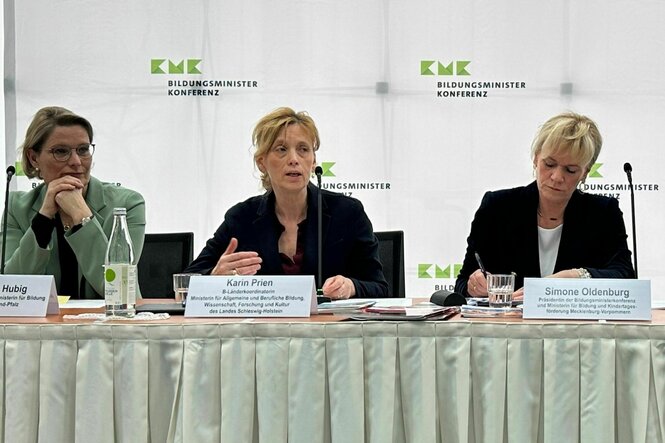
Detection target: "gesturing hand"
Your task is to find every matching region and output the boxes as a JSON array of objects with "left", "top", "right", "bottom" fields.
[{"left": 211, "top": 237, "right": 263, "bottom": 276}]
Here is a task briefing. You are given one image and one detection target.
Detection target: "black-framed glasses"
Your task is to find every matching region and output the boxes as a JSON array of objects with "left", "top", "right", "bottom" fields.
[{"left": 47, "top": 143, "right": 95, "bottom": 162}]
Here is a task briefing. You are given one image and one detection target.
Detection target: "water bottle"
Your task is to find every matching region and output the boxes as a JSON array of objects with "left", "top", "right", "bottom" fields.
[{"left": 104, "top": 208, "right": 137, "bottom": 317}]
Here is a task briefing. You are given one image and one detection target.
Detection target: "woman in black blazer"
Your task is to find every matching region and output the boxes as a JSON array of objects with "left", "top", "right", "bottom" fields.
[
  {"left": 455, "top": 112, "right": 635, "bottom": 299},
  {"left": 185, "top": 107, "right": 388, "bottom": 299}
]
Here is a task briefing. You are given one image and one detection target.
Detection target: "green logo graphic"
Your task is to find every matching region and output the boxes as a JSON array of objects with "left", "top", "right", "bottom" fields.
[
  {"left": 418, "top": 263, "right": 462, "bottom": 278},
  {"left": 455, "top": 61, "right": 470, "bottom": 75},
  {"left": 105, "top": 268, "right": 116, "bottom": 282},
  {"left": 420, "top": 60, "right": 471, "bottom": 76},
  {"left": 588, "top": 163, "right": 603, "bottom": 178},
  {"left": 421, "top": 61, "right": 435, "bottom": 75},
  {"left": 187, "top": 59, "right": 202, "bottom": 74},
  {"left": 169, "top": 60, "right": 184, "bottom": 74},
  {"left": 151, "top": 59, "right": 166, "bottom": 74},
  {"left": 321, "top": 162, "right": 336, "bottom": 177},
  {"left": 151, "top": 58, "right": 202, "bottom": 74},
  {"left": 14, "top": 161, "right": 24, "bottom": 176}
]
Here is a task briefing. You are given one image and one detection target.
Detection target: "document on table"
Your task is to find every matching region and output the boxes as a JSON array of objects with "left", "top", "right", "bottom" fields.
[
  {"left": 317, "top": 299, "right": 377, "bottom": 313},
  {"left": 64, "top": 299, "right": 106, "bottom": 309}
]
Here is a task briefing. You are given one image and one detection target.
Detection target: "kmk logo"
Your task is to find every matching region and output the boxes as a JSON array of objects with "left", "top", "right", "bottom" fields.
[
  {"left": 421, "top": 60, "right": 470, "bottom": 76},
  {"left": 320, "top": 162, "right": 336, "bottom": 177},
  {"left": 418, "top": 263, "right": 462, "bottom": 279},
  {"left": 588, "top": 163, "right": 603, "bottom": 178},
  {"left": 151, "top": 59, "right": 202, "bottom": 74}
]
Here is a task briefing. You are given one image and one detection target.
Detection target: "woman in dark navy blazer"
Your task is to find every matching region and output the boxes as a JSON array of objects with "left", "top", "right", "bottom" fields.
[
  {"left": 455, "top": 112, "right": 635, "bottom": 299},
  {"left": 185, "top": 107, "right": 388, "bottom": 299}
]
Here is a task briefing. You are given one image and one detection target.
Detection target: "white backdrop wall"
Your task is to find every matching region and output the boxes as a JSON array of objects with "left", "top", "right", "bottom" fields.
[{"left": 3, "top": 0, "right": 664, "bottom": 299}]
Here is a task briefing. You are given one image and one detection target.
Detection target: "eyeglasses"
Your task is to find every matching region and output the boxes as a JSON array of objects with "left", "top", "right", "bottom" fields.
[{"left": 46, "top": 144, "right": 96, "bottom": 162}]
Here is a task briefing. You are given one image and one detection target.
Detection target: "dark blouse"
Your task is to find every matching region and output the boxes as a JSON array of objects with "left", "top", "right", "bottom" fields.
[
  {"left": 278, "top": 219, "right": 306, "bottom": 275},
  {"left": 31, "top": 213, "right": 85, "bottom": 298}
]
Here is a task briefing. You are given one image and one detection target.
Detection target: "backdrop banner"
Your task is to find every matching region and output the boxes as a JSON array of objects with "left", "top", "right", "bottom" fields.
[{"left": 4, "top": 0, "right": 664, "bottom": 299}]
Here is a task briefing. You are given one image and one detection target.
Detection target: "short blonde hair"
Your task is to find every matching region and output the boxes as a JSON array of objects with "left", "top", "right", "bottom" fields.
[
  {"left": 531, "top": 112, "right": 602, "bottom": 171},
  {"left": 20, "top": 106, "right": 94, "bottom": 179},
  {"left": 252, "top": 107, "right": 320, "bottom": 191}
]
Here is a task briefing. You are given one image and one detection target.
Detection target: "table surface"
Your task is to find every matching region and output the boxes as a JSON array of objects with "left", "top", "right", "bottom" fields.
[{"left": 1, "top": 298, "right": 664, "bottom": 325}]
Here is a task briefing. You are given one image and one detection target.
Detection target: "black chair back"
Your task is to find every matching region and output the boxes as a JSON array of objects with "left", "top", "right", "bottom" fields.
[
  {"left": 138, "top": 232, "right": 194, "bottom": 298},
  {"left": 375, "top": 230, "right": 405, "bottom": 298}
]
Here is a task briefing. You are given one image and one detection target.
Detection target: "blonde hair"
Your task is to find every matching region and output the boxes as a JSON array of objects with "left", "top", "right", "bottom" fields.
[
  {"left": 252, "top": 107, "right": 320, "bottom": 191},
  {"left": 531, "top": 112, "right": 602, "bottom": 171},
  {"left": 20, "top": 106, "right": 94, "bottom": 179}
]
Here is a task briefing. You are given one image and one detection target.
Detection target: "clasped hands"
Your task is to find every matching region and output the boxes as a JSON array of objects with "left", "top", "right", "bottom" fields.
[
  {"left": 211, "top": 237, "right": 356, "bottom": 299},
  {"left": 467, "top": 268, "right": 583, "bottom": 299},
  {"left": 39, "top": 176, "right": 92, "bottom": 227}
]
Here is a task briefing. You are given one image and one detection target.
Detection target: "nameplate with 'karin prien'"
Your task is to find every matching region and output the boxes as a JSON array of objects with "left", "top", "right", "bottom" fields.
[{"left": 185, "top": 275, "right": 317, "bottom": 318}]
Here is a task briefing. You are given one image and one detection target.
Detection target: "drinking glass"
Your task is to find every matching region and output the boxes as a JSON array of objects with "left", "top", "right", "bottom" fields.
[{"left": 486, "top": 273, "right": 515, "bottom": 308}]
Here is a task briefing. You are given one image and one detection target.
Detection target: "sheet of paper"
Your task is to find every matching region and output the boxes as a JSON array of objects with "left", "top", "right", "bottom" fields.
[
  {"left": 370, "top": 298, "right": 413, "bottom": 308},
  {"left": 64, "top": 299, "right": 106, "bottom": 309}
]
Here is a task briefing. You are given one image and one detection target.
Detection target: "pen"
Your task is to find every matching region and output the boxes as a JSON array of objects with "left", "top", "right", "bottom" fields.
[{"left": 474, "top": 252, "right": 487, "bottom": 277}]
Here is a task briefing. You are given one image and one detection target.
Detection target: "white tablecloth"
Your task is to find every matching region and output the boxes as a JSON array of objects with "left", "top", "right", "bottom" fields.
[{"left": 1, "top": 321, "right": 664, "bottom": 442}]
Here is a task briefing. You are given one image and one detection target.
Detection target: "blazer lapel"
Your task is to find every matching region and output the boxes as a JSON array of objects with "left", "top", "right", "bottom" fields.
[
  {"left": 521, "top": 182, "right": 543, "bottom": 278},
  {"left": 84, "top": 177, "right": 107, "bottom": 220},
  {"left": 252, "top": 191, "right": 282, "bottom": 274}
]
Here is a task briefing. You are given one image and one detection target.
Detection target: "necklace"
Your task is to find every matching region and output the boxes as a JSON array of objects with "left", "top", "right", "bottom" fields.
[{"left": 537, "top": 207, "right": 559, "bottom": 222}]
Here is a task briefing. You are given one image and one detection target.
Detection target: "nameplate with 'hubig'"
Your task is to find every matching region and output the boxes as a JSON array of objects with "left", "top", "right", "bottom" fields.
[{"left": 0, "top": 275, "right": 59, "bottom": 317}]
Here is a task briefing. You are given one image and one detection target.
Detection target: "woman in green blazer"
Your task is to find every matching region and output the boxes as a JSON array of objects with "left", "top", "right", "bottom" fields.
[{"left": 2, "top": 106, "right": 145, "bottom": 298}]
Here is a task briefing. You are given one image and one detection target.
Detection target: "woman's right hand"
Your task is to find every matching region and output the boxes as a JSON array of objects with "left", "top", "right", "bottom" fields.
[
  {"left": 38, "top": 176, "right": 84, "bottom": 219},
  {"left": 467, "top": 269, "right": 488, "bottom": 297},
  {"left": 211, "top": 237, "right": 263, "bottom": 276}
]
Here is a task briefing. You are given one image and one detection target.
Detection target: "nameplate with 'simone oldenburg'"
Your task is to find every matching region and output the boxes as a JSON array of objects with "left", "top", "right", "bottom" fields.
[{"left": 523, "top": 278, "right": 651, "bottom": 320}]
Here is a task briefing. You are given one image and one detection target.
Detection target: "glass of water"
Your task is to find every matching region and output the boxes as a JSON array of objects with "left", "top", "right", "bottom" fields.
[
  {"left": 173, "top": 273, "right": 200, "bottom": 306},
  {"left": 486, "top": 273, "right": 515, "bottom": 308}
]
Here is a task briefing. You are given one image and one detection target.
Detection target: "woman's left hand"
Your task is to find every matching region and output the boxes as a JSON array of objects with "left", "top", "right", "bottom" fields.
[
  {"left": 547, "top": 269, "right": 580, "bottom": 279},
  {"left": 514, "top": 268, "right": 580, "bottom": 300},
  {"left": 55, "top": 189, "right": 93, "bottom": 226},
  {"left": 322, "top": 275, "right": 356, "bottom": 299}
]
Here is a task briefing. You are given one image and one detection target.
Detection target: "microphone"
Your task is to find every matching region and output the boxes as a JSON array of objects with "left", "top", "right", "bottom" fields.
[
  {"left": 314, "top": 166, "right": 324, "bottom": 299},
  {"left": 623, "top": 162, "right": 638, "bottom": 278},
  {"left": 2, "top": 166, "right": 17, "bottom": 274},
  {"left": 623, "top": 162, "right": 632, "bottom": 176}
]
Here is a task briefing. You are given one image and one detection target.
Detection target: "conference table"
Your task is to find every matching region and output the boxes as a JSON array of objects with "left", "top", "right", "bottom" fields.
[{"left": 1, "top": 301, "right": 664, "bottom": 443}]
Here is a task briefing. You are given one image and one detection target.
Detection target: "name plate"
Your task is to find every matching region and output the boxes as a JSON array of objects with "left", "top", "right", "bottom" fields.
[
  {"left": 523, "top": 278, "right": 651, "bottom": 320},
  {"left": 0, "top": 275, "right": 59, "bottom": 317},
  {"left": 185, "top": 275, "right": 317, "bottom": 318}
]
